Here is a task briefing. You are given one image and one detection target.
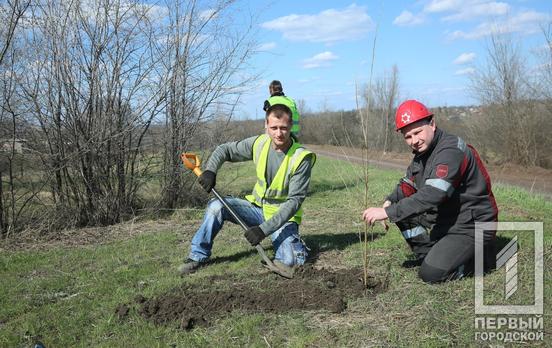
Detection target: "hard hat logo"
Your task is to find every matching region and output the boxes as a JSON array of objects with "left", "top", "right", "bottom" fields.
[
  {"left": 395, "top": 99, "right": 433, "bottom": 131},
  {"left": 401, "top": 112, "right": 411, "bottom": 124}
]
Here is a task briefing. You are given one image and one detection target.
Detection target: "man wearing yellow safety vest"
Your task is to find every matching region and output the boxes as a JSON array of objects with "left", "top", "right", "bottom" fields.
[
  {"left": 263, "top": 80, "right": 300, "bottom": 136},
  {"left": 178, "top": 104, "right": 316, "bottom": 275}
]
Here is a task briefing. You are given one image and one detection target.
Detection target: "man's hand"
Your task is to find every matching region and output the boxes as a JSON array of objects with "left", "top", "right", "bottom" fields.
[
  {"left": 362, "top": 207, "right": 389, "bottom": 226},
  {"left": 198, "top": 170, "right": 216, "bottom": 193},
  {"left": 244, "top": 226, "right": 265, "bottom": 246}
]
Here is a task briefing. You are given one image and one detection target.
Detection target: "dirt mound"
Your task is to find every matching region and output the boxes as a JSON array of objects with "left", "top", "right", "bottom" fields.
[{"left": 135, "top": 265, "right": 386, "bottom": 330}]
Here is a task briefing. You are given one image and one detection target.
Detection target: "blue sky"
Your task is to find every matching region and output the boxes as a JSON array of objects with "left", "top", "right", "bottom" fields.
[{"left": 235, "top": 0, "right": 551, "bottom": 119}]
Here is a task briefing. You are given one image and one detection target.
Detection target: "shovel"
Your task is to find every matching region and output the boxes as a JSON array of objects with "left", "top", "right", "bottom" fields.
[{"left": 181, "top": 153, "right": 294, "bottom": 279}]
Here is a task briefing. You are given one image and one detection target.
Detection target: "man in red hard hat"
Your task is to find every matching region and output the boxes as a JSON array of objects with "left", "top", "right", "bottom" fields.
[{"left": 362, "top": 99, "right": 498, "bottom": 283}]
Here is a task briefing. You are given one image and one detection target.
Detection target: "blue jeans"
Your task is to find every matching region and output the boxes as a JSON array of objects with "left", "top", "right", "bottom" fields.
[{"left": 188, "top": 197, "right": 308, "bottom": 266}]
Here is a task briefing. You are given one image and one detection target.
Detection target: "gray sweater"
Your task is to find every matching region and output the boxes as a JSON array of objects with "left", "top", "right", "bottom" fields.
[{"left": 204, "top": 135, "right": 314, "bottom": 235}]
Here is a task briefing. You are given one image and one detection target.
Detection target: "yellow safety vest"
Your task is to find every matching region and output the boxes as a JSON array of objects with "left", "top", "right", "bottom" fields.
[{"left": 245, "top": 134, "right": 315, "bottom": 224}]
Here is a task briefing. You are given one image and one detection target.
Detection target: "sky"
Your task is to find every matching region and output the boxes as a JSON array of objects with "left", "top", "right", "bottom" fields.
[{"left": 234, "top": 0, "right": 551, "bottom": 119}]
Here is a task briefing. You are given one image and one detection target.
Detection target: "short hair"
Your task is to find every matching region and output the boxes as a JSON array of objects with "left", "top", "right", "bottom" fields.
[
  {"left": 400, "top": 116, "right": 435, "bottom": 134},
  {"left": 269, "top": 80, "right": 283, "bottom": 94},
  {"left": 417, "top": 115, "right": 434, "bottom": 127},
  {"left": 265, "top": 103, "right": 292, "bottom": 124}
]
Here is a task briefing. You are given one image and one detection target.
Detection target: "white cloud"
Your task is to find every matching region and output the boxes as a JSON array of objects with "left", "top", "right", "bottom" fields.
[
  {"left": 393, "top": 10, "right": 425, "bottom": 26},
  {"left": 258, "top": 42, "right": 276, "bottom": 51},
  {"left": 261, "top": 4, "right": 373, "bottom": 43},
  {"left": 424, "top": 0, "right": 465, "bottom": 13},
  {"left": 302, "top": 51, "right": 339, "bottom": 69},
  {"left": 448, "top": 10, "right": 551, "bottom": 40},
  {"left": 453, "top": 52, "right": 476, "bottom": 64},
  {"left": 442, "top": 2, "right": 510, "bottom": 22},
  {"left": 448, "top": 27, "right": 487, "bottom": 40},
  {"left": 455, "top": 67, "right": 475, "bottom": 75},
  {"left": 509, "top": 10, "right": 551, "bottom": 33},
  {"left": 424, "top": 0, "right": 510, "bottom": 21},
  {"left": 423, "top": 0, "right": 549, "bottom": 42}
]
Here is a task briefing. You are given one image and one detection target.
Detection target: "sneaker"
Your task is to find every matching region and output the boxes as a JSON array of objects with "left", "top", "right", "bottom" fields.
[
  {"left": 401, "top": 258, "right": 424, "bottom": 268},
  {"left": 177, "top": 259, "right": 205, "bottom": 275}
]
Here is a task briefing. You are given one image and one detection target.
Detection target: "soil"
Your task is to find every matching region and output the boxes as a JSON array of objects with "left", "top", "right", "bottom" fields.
[{"left": 128, "top": 265, "right": 386, "bottom": 330}]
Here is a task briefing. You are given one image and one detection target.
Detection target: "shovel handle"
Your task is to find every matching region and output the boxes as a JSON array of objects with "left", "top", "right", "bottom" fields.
[{"left": 181, "top": 153, "right": 203, "bottom": 177}]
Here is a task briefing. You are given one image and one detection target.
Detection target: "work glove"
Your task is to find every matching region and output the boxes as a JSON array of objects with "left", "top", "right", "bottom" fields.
[
  {"left": 198, "top": 170, "right": 216, "bottom": 193},
  {"left": 244, "top": 226, "right": 265, "bottom": 246}
]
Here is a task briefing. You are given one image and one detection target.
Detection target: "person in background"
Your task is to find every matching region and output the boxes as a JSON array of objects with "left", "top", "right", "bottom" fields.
[{"left": 263, "top": 80, "right": 300, "bottom": 137}]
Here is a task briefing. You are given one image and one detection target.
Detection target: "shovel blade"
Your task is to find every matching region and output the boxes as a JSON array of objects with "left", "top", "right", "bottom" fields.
[{"left": 255, "top": 244, "right": 294, "bottom": 279}]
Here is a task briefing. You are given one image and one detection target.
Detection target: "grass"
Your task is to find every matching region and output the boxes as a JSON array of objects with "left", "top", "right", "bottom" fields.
[{"left": 1, "top": 155, "right": 551, "bottom": 347}]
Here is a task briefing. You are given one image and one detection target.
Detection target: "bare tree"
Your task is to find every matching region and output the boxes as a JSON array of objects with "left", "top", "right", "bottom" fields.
[
  {"left": 0, "top": 0, "right": 30, "bottom": 66},
  {"left": 295, "top": 98, "right": 308, "bottom": 115},
  {"left": 159, "top": 0, "right": 258, "bottom": 209},
  {"left": 299, "top": 66, "right": 400, "bottom": 151},
  {"left": 540, "top": 22, "right": 552, "bottom": 100},
  {"left": 19, "top": 0, "right": 165, "bottom": 226},
  {"left": 469, "top": 33, "right": 542, "bottom": 166},
  {"left": 0, "top": 0, "right": 32, "bottom": 236},
  {"left": 362, "top": 65, "right": 400, "bottom": 152},
  {"left": 532, "top": 22, "right": 552, "bottom": 167},
  {"left": 0, "top": 0, "right": 261, "bottom": 234},
  {"left": 377, "top": 65, "right": 399, "bottom": 153}
]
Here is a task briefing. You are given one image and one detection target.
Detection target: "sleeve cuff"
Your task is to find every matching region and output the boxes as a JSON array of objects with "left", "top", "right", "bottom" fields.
[
  {"left": 258, "top": 223, "right": 271, "bottom": 236},
  {"left": 384, "top": 205, "right": 398, "bottom": 223}
]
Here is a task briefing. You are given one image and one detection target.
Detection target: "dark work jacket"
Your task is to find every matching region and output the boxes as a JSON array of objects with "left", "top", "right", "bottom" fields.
[{"left": 385, "top": 128, "right": 498, "bottom": 237}]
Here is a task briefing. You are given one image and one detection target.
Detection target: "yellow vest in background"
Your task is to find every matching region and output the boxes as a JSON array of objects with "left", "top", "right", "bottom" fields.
[{"left": 267, "top": 96, "right": 300, "bottom": 134}]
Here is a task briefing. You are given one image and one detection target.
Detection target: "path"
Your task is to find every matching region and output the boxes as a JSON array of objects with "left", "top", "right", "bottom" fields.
[{"left": 309, "top": 145, "right": 552, "bottom": 201}]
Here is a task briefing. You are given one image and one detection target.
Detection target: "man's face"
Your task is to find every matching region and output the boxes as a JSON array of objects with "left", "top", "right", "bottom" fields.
[
  {"left": 265, "top": 113, "right": 291, "bottom": 149},
  {"left": 401, "top": 119, "right": 436, "bottom": 154}
]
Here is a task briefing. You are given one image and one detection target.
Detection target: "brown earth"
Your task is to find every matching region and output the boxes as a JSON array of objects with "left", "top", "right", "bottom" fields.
[
  {"left": 126, "top": 265, "right": 386, "bottom": 330},
  {"left": 308, "top": 144, "right": 552, "bottom": 200}
]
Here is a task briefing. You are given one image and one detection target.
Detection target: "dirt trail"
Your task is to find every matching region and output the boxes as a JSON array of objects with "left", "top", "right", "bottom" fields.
[{"left": 309, "top": 144, "right": 552, "bottom": 201}]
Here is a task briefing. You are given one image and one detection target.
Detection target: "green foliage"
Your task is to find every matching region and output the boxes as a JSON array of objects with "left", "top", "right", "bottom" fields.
[{"left": 0, "top": 155, "right": 550, "bottom": 346}]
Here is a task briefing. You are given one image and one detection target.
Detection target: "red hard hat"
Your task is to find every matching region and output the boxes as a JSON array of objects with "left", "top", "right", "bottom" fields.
[{"left": 395, "top": 99, "right": 433, "bottom": 131}]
